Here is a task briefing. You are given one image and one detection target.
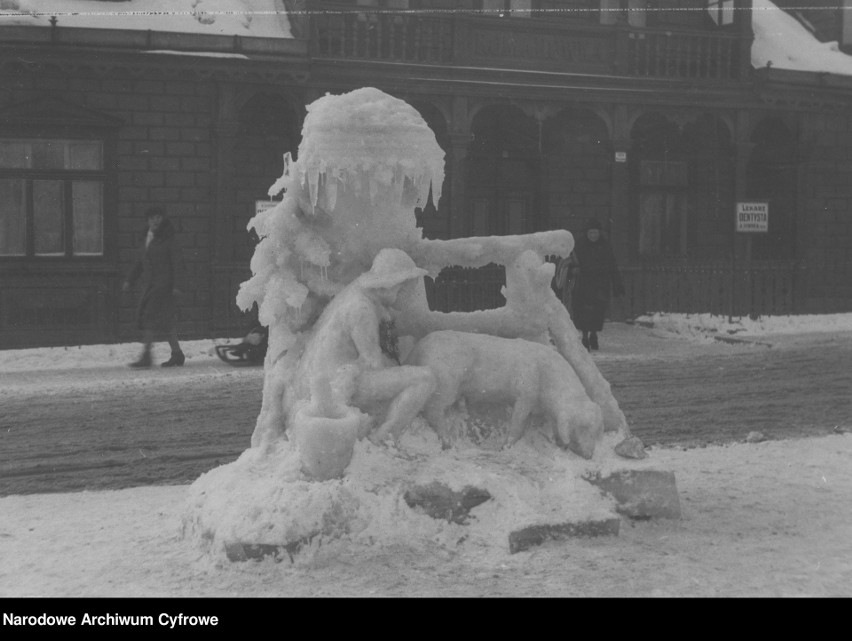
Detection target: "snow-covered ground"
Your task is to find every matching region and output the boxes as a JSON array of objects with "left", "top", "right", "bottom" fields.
[
  {"left": 634, "top": 311, "right": 852, "bottom": 340},
  {"left": 1, "top": 312, "right": 851, "bottom": 597}
]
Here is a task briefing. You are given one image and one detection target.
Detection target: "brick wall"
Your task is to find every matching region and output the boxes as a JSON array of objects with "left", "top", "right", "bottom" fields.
[{"left": 2, "top": 62, "right": 217, "bottom": 342}]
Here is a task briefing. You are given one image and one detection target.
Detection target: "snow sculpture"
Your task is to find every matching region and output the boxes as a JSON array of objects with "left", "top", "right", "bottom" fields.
[
  {"left": 292, "top": 375, "right": 363, "bottom": 481},
  {"left": 407, "top": 331, "right": 604, "bottom": 458},
  {"left": 183, "top": 88, "right": 665, "bottom": 562},
  {"left": 237, "top": 87, "right": 630, "bottom": 471}
]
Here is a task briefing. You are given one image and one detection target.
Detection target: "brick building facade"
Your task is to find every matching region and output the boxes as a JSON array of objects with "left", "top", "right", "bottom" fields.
[{"left": 1, "top": 0, "right": 851, "bottom": 348}]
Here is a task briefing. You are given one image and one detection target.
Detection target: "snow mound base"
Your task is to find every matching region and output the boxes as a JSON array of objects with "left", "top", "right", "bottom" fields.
[{"left": 181, "top": 418, "right": 667, "bottom": 563}]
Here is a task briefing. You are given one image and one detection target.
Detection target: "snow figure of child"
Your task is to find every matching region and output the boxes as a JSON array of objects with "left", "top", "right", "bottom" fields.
[{"left": 295, "top": 248, "right": 436, "bottom": 446}]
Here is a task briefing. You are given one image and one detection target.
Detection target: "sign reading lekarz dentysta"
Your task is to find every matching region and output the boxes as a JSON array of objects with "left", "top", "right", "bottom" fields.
[{"left": 736, "top": 202, "right": 768, "bottom": 233}]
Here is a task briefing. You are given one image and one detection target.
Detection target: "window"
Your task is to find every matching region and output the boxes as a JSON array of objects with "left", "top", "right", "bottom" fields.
[
  {"left": 0, "top": 138, "right": 104, "bottom": 257},
  {"left": 637, "top": 160, "right": 688, "bottom": 257},
  {"left": 707, "top": 0, "right": 734, "bottom": 26}
]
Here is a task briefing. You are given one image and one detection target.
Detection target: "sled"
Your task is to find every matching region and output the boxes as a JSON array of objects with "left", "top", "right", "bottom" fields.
[{"left": 215, "top": 326, "right": 268, "bottom": 367}]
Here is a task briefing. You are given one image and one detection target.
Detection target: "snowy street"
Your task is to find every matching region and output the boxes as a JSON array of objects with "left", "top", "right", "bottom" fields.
[
  {"left": 1, "top": 317, "right": 851, "bottom": 596},
  {"left": 1, "top": 320, "right": 850, "bottom": 497}
]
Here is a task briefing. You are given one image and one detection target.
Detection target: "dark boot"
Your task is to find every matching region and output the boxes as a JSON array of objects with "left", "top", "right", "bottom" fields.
[
  {"left": 581, "top": 332, "right": 590, "bottom": 350},
  {"left": 129, "top": 351, "right": 152, "bottom": 368},
  {"left": 161, "top": 350, "right": 185, "bottom": 367},
  {"left": 589, "top": 332, "right": 599, "bottom": 351}
]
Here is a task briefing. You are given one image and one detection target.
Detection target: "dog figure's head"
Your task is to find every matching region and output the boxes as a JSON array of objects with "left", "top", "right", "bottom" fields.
[{"left": 559, "top": 401, "right": 604, "bottom": 460}]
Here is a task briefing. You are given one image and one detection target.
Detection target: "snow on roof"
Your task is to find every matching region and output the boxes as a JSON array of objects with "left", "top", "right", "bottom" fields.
[
  {"left": 752, "top": 0, "right": 852, "bottom": 76},
  {"left": 0, "top": 0, "right": 292, "bottom": 39}
]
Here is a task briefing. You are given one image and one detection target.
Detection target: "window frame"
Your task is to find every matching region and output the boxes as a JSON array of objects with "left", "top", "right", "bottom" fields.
[{"left": 0, "top": 132, "right": 111, "bottom": 261}]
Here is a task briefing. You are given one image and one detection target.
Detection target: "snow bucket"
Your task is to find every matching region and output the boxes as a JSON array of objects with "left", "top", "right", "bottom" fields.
[{"left": 293, "top": 403, "right": 362, "bottom": 482}]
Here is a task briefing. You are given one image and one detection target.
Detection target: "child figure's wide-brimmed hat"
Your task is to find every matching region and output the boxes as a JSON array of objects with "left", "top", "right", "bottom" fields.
[{"left": 358, "top": 248, "right": 427, "bottom": 290}]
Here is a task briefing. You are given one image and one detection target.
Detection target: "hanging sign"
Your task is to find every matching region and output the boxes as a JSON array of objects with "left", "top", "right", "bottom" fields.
[
  {"left": 614, "top": 151, "right": 627, "bottom": 163},
  {"left": 736, "top": 202, "right": 768, "bottom": 233}
]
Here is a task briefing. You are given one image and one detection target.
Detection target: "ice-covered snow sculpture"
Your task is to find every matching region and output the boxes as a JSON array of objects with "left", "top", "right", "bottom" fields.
[
  {"left": 237, "top": 87, "right": 628, "bottom": 459},
  {"left": 182, "top": 88, "right": 664, "bottom": 562}
]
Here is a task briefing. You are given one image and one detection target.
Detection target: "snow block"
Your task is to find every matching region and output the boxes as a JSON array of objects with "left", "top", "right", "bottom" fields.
[
  {"left": 225, "top": 537, "right": 316, "bottom": 563},
  {"left": 403, "top": 482, "right": 492, "bottom": 525},
  {"left": 584, "top": 470, "right": 681, "bottom": 520},
  {"left": 508, "top": 518, "right": 620, "bottom": 554},
  {"left": 614, "top": 435, "right": 647, "bottom": 459}
]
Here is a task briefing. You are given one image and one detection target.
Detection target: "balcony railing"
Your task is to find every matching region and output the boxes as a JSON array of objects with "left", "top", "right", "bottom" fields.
[
  {"left": 312, "top": 11, "right": 453, "bottom": 63},
  {"left": 310, "top": 10, "right": 747, "bottom": 81},
  {"left": 626, "top": 30, "right": 742, "bottom": 80}
]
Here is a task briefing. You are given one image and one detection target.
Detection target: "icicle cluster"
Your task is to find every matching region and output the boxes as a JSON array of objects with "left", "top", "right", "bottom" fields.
[
  {"left": 237, "top": 87, "right": 446, "bottom": 337},
  {"left": 297, "top": 87, "right": 444, "bottom": 212}
]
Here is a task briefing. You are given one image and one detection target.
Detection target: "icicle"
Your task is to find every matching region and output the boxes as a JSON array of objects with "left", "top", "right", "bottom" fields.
[
  {"left": 308, "top": 167, "right": 320, "bottom": 208},
  {"left": 392, "top": 177, "right": 404, "bottom": 206},
  {"left": 267, "top": 151, "right": 293, "bottom": 198},
  {"left": 326, "top": 176, "right": 338, "bottom": 212},
  {"left": 369, "top": 177, "right": 378, "bottom": 204}
]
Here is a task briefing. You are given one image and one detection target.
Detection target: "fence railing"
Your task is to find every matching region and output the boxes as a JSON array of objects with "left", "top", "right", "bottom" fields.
[
  {"left": 421, "top": 261, "right": 806, "bottom": 319},
  {"left": 621, "top": 261, "right": 805, "bottom": 318}
]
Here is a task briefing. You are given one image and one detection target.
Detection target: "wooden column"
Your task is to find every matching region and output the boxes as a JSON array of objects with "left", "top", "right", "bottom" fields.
[
  {"left": 794, "top": 131, "right": 815, "bottom": 313},
  {"left": 609, "top": 104, "right": 631, "bottom": 266},
  {"left": 732, "top": 109, "right": 754, "bottom": 318}
]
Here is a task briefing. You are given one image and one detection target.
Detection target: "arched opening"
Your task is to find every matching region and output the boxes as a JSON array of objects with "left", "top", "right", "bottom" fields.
[
  {"left": 747, "top": 118, "right": 797, "bottom": 260},
  {"left": 231, "top": 93, "right": 302, "bottom": 263},
  {"left": 467, "top": 104, "right": 540, "bottom": 236},
  {"left": 629, "top": 113, "right": 687, "bottom": 259},
  {"left": 681, "top": 114, "right": 735, "bottom": 260},
  {"left": 541, "top": 107, "right": 611, "bottom": 236}
]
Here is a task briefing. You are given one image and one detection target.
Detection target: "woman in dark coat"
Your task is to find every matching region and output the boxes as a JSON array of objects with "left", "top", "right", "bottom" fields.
[
  {"left": 122, "top": 207, "right": 185, "bottom": 368},
  {"left": 562, "top": 218, "right": 625, "bottom": 351}
]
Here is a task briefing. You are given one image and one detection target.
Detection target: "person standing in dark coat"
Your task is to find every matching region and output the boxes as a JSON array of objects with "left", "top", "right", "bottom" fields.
[
  {"left": 561, "top": 218, "right": 625, "bottom": 351},
  {"left": 122, "top": 207, "right": 186, "bottom": 368}
]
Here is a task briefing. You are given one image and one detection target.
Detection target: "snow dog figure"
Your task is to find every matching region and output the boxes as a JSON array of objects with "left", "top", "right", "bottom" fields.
[
  {"left": 407, "top": 331, "right": 604, "bottom": 458},
  {"left": 237, "top": 87, "right": 630, "bottom": 471}
]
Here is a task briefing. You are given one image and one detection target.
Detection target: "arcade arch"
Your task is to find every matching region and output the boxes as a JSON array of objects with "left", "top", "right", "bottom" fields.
[
  {"left": 467, "top": 104, "right": 540, "bottom": 236},
  {"left": 628, "top": 111, "right": 736, "bottom": 261},
  {"left": 540, "top": 107, "right": 612, "bottom": 235},
  {"left": 230, "top": 92, "right": 302, "bottom": 263}
]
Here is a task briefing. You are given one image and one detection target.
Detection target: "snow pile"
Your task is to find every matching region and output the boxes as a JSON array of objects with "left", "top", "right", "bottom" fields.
[
  {"left": 636, "top": 312, "right": 852, "bottom": 340},
  {"left": 4, "top": 433, "right": 851, "bottom": 596},
  {"left": 0, "top": 0, "right": 293, "bottom": 38},
  {"left": 752, "top": 0, "right": 852, "bottom": 76},
  {"left": 182, "top": 421, "right": 632, "bottom": 565}
]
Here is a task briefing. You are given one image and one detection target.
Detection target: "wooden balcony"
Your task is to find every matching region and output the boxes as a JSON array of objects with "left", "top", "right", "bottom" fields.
[{"left": 310, "top": 10, "right": 748, "bottom": 81}]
